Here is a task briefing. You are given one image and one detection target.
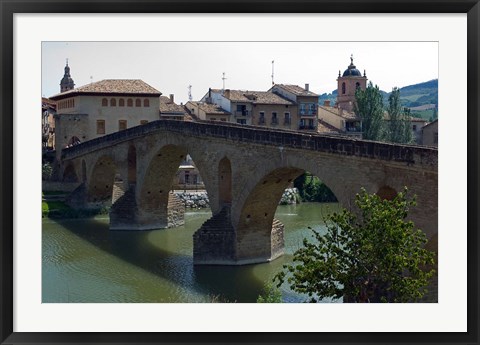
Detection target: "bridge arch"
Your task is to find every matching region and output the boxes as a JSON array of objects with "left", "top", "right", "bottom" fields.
[
  {"left": 127, "top": 145, "right": 137, "bottom": 185},
  {"left": 235, "top": 166, "right": 304, "bottom": 262},
  {"left": 88, "top": 155, "right": 117, "bottom": 203},
  {"left": 218, "top": 157, "right": 232, "bottom": 208},
  {"left": 376, "top": 185, "right": 397, "bottom": 200},
  {"left": 81, "top": 159, "right": 87, "bottom": 183},
  {"left": 63, "top": 161, "right": 78, "bottom": 182}
]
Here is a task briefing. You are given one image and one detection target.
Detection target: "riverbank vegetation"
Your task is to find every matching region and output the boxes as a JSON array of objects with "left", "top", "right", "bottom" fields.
[
  {"left": 42, "top": 195, "right": 109, "bottom": 219},
  {"left": 274, "top": 187, "right": 435, "bottom": 303},
  {"left": 293, "top": 173, "right": 337, "bottom": 203}
]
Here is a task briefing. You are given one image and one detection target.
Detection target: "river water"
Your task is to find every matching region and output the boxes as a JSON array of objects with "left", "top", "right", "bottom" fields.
[{"left": 42, "top": 202, "right": 340, "bottom": 303}]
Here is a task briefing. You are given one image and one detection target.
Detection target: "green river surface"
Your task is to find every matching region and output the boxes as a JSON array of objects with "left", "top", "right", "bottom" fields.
[{"left": 42, "top": 202, "right": 340, "bottom": 303}]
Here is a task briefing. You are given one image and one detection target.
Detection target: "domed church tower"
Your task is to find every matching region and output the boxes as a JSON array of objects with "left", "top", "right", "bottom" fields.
[
  {"left": 60, "top": 59, "right": 75, "bottom": 93},
  {"left": 336, "top": 55, "right": 367, "bottom": 112}
]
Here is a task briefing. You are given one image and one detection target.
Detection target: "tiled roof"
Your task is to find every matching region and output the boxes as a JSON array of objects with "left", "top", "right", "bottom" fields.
[
  {"left": 50, "top": 79, "right": 161, "bottom": 99},
  {"left": 188, "top": 101, "right": 231, "bottom": 115},
  {"left": 317, "top": 120, "right": 342, "bottom": 134},
  {"left": 159, "top": 96, "right": 187, "bottom": 115},
  {"left": 319, "top": 105, "right": 360, "bottom": 120},
  {"left": 274, "top": 84, "right": 319, "bottom": 97},
  {"left": 210, "top": 89, "right": 294, "bottom": 105}
]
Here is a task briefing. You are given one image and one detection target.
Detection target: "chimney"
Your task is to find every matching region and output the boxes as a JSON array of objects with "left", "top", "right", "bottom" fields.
[
  {"left": 224, "top": 89, "right": 230, "bottom": 99},
  {"left": 324, "top": 100, "right": 331, "bottom": 107},
  {"left": 169, "top": 94, "right": 174, "bottom": 102},
  {"left": 206, "top": 88, "right": 212, "bottom": 104},
  {"left": 305, "top": 83, "right": 309, "bottom": 91}
]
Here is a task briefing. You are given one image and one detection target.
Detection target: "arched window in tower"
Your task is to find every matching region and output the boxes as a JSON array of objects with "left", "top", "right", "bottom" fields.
[
  {"left": 102, "top": 98, "right": 108, "bottom": 106},
  {"left": 135, "top": 99, "right": 141, "bottom": 107},
  {"left": 342, "top": 82, "right": 346, "bottom": 94},
  {"left": 110, "top": 98, "right": 116, "bottom": 107},
  {"left": 356, "top": 82, "right": 361, "bottom": 89},
  {"left": 119, "top": 99, "right": 125, "bottom": 107},
  {"left": 143, "top": 99, "right": 150, "bottom": 107},
  {"left": 127, "top": 99, "right": 133, "bottom": 107}
]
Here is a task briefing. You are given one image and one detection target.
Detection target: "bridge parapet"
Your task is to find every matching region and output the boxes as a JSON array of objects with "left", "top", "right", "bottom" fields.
[{"left": 61, "top": 120, "right": 437, "bottom": 169}]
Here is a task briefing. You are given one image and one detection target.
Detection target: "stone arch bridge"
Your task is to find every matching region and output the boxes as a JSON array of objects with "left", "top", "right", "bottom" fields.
[{"left": 60, "top": 120, "right": 438, "bottom": 265}]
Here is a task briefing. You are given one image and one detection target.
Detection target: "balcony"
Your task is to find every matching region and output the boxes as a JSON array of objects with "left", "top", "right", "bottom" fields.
[
  {"left": 235, "top": 110, "right": 249, "bottom": 116},
  {"left": 299, "top": 125, "right": 316, "bottom": 130}
]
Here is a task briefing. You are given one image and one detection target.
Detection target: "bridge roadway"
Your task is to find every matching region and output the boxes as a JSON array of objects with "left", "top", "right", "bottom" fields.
[{"left": 60, "top": 120, "right": 438, "bottom": 265}]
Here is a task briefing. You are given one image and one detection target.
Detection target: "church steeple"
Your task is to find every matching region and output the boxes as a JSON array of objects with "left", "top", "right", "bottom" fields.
[{"left": 60, "top": 59, "right": 75, "bottom": 92}]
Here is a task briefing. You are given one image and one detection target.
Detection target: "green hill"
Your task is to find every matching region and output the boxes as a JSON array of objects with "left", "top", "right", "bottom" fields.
[{"left": 318, "top": 79, "right": 438, "bottom": 121}]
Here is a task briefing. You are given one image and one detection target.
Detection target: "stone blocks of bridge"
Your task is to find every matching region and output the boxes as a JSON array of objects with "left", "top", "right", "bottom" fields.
[
  {"left": 110, "top": 188, "right": 185, "bottom": 230},
  {"left": 193, "top": 206, "right": 285, "bottom": 265}
]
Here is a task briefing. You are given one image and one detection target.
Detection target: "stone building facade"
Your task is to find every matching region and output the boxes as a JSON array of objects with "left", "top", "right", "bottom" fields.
[
  {"left": 42, "top": 97, "right": 57, "bottom": 150},
  {"left": 269, "top": 84, "right": 319, "bottom": 131},
  {"left": 422, "top": 119, "right": 438, "bottom": 146},
  {"left": 50, "top": 79, "right": 162, "bottom": 157}
]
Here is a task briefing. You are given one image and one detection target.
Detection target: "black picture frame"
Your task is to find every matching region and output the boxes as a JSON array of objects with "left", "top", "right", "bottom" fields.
[{"left": 1, "top": 1, "right": 479, "bottom": 344}]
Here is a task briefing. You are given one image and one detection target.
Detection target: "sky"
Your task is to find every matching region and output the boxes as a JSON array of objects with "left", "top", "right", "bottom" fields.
[{"left": 42, "top": 42, "right": 438, "bottom": 104}]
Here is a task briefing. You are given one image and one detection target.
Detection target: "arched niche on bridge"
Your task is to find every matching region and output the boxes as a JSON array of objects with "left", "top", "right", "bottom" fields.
[
  {"left": 218, "top": 157, "right": 232, "bottom": 208},
  {"left": 376, "top": 185, "right": 397, "bottom": 200},
  {"left": 139, "top": 144, "right": 188, "bottom": 212},
  {"left": 63, "top": 162, "right": 78, "bottom": 182},
  {"left": 127, "top": 145, "right": 137, "bottom": 185},
  {"left": 88, "top": 155, "right": 117, "bottom": 203},
  {"left": 235, "top": 167, "right": 304, "bottom": 260}
]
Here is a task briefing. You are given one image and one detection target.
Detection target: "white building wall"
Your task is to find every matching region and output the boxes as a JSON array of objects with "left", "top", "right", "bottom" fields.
[{"left": 57, "top": 95, "right": 160, "bottom": 139}]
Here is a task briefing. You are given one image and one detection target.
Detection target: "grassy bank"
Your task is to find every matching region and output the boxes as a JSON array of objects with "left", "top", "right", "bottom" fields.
[{"left": 42, "top": 199, "right": 109, "bottom": 219}]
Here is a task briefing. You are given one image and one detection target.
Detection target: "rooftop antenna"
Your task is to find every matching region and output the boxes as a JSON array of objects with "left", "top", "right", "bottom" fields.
[
  {"left": 66, "top": 58, "right": 69, "bottom": 66},
  {"left": 222, "top": 72, "right": 227, "bottom": 91},
  {"left": 90, "top": 76, "right": 93, "bottom": 84},
  {"left": 188, "top": 85, "right": 192, "bottom": 101},
  {"left": 271, "top": 60, "right": 275, "bottom": 85}
]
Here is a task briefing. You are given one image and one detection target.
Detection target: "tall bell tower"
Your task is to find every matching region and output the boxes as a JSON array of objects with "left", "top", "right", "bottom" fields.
[
  {"left": 336, "top": 55, "right": 367, "bottom": 112},
  {"left": 60, "top": 59, "right": 75, "bottom": 93}
]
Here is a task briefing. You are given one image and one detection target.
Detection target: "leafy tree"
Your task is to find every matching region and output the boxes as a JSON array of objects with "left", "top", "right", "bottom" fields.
[
  {"left": 256, "top": 283, "right": 282, "bottom": 303},
  {"left": 385, "top": 87, "right": 413, "bottom": 144},
  {"left": 293, "top": 173, "right": 337, "bottom": 203},
  {"left": 354, "top": 82, "right": 384, "bottom": 141},
  {"left": 42, "top": 163, "right": 53, "bottom": 181},
  {"left": 275, "top": 187, "right": 435, "bottom": 303}
]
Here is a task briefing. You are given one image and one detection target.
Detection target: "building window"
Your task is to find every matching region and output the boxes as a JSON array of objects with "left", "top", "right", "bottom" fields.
[
  {"left": 284, "top": 112, "right": 291, "bottom": 125},
  {"left": 110, "top": 98, "right": 116, "bottom": 107},
  {"left": 356, "top": 82, "right": 361, "bottom": 89},
  {"left": 102, "top": 98, "right": 108, "bottom": 106},
  {"left": 119, "top": 99, "right": 125, "bottom": 107},
  {"left": 342, "top": 82, "right": 346, "bottom": 94},
  {"left": 127, "top": 99, "right": 133, "bottom": 107},
  {"left": 135, "top": 99, "right": 141, "bottom": 107},
  {"left": 299, "top": 103, "right": 306, "bottom": 115},
  {"left": 140, "top": 120, "right": 148, "bottom": 125},
  {"left": 220, "top": 118, "right": 226, "bottom": 121},
  {"left": 119, "top": 120, "right": 127, "bottom": 131},
  {"left": 237, "top": 119, "right": 246, "bottom": 125},
  {"left": 143, "top": 99, "right": 150, "bottom": 107},
  {"left": 413, "top": 125, "right": 417, "bottom": 131},
  {"left": 271, "top": 112, "right": 278, "bottom": 125},
  {"left": 259, "top": 111, "right": 265, "bottom": 125},
  {"left": 96, "top": 120, "right": 105, "bottom": 134}
]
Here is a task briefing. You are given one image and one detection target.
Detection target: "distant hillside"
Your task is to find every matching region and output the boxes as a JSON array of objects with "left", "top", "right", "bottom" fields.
[{"left": 318, "top": 79, "right": 438, "bottom": 121}]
